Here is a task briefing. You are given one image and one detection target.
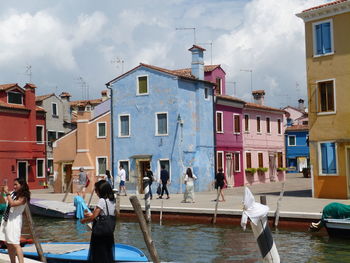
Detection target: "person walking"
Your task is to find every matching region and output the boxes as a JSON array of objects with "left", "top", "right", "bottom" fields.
[
  {"left": 158, "top": 165, "right": 170, "bottom": 199},
  {"left": 77, "top": 167, "right": 89, "bottom": 200},
  {"left": 215, "top": 168, "right": 227, "bottom": 202},
  {"left": 182, "top": 168, "right": 197, "bottom": 203},
  {"left": 0, "top": 178, "right": 31, "bottom": 263},
  {"left": 81, "top": 180, "right": 116, "bottom": 263},
  {"left": 118, "top": 165, "right": 127, "bottom": 196},
  {"left": 145, "top": 165, "right": 154, "bottom": 199},
  {"left": 105, "top": 170, "right": 113, "bottom": 188}
]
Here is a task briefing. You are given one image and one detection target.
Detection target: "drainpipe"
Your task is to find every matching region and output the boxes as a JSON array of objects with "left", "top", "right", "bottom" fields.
[
  {"left": 106, "top": 83, "right": 114, "bottom": 187},
  {"left": 212, "top": 88, "right": 217, "bottom": 179}
]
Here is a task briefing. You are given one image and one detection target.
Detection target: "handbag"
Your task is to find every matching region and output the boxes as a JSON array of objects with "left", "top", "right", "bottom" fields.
[
  {"left": 156, "top": 184, "right": 161, "bottom": 195},
  {"left": 85, "top": 177, "right": 90, "bottom": 187},
  {"left": 92, "top": 199, "right": 116, "bottom": 237}
]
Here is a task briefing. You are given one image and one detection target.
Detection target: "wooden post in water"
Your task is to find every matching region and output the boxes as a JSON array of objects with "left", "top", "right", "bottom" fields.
[
  {"left": 87, "top": 189, "right": 94, "bottom": 207},
  {"left": 260, "top": 195, "right": 267, "bottom": 205},
  {"left": 160, "top": 199, "right": 163, "bottom": 226},
  {"left": 62, "top": 177, "right": 74, "bottom": 202},
  {"left": 212, "top": 187, "right": 221, "bottom": 224},
  {"left": 129, "top": 196, "right": 160, "bottom": 263},
  {"left": 143, "top": 177, "right": 151, "bottom": 223},
  {"left": 274, "top": 182, "right": 285, "bottom": 228},
  {"left": 24, "top": 204, "right": 47, "bottom": 263},
  {"left": 115, "top": 192, "right": 121, "bottom": 217}
]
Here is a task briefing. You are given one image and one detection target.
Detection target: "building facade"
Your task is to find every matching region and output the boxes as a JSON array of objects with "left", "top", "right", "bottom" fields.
[
  {"left": 0, "top": 83, "right": 47, "bottom": 189},
  {"left": 106, "top": 45, "right": 215, "bottom": 194},
  {"left": 297, "top": 0, "right": 350, "bottom": 198}
]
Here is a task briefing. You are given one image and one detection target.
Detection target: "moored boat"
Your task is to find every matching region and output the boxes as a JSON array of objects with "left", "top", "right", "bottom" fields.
[
  {"left": 29, "top": 198, "right": 76, "bottom": 219},
  {"left": 323, "top": 218, "right": 350, "bottom": 238}
]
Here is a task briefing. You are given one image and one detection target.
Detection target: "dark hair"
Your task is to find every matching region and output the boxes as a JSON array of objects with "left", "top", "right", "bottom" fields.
[
  {"left": 186, "top": 168, "right": 193, "bottom": 178},
  {"left": 218, "top": 168, "right": 223, "bottom": 173},
  {"left": 106, "top": 170, "right": 111, "bottom": 179},
  {"left": 14, "top": 178, "right": 31, "bottom": 202},
  {"left": 94, "top": 180, "right": 115, "bottom": 201},
  {"left": 119, "top": 164, "right": 123, "bottom": 169},
  {"left": 161, "top": 165, "right": 165, "bottom": 169}
]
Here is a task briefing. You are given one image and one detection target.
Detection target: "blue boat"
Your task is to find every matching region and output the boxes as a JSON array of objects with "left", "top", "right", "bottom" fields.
[{"left": 0, "top": 242, "right": 149, "bottom": 262}]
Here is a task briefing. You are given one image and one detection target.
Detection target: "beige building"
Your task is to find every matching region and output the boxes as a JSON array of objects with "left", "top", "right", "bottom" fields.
[
  {"left": 297, "top": 0, "right": 350, "bottom": 198},
  {"left": 52, "top": 104, "right": 111, "bottom": 193}
]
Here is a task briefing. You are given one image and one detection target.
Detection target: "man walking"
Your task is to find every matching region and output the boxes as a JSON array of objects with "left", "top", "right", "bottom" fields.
[
  {"left": 118, "top": 164, "right": 127, "bottom": 196},
  {"left": 158, "top": 165, "right": 170, "bottom": 199}
]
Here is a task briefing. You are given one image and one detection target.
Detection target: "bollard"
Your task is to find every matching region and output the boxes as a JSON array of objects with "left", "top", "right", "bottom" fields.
[{"left": 143, "top": 177, "right": 151, "bottom": 223}]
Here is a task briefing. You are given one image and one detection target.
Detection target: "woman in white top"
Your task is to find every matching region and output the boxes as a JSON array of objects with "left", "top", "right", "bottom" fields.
[
  {"left": 0, "top": 178, "right": 31, "bottom": 263},
  {"left": 81, "top": 180, "right": 116, "bottom": 263},
  {"left": 182, "top": 168, "right": 197, "bottom": 203}
]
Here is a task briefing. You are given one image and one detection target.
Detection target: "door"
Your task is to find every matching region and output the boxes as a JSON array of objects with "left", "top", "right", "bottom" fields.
[
  {"left": 62, "top": 164, "right": 72, "bottom": 193},
  {"left": 138, "top": 161, "right": 150, "bottom": 194},
  {"left": 18, "top": 161, "right": 27, "bottom": 181},
  {"left": 269, "top": 154, "right": 276, "bottom": 181},
  {"left": 225, "top": 153, "right": 234, "bottom": 187}
]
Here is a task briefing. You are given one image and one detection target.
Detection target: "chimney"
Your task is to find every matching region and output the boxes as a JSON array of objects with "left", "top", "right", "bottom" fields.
[
  {"left": 252, "top": 90, "right": 265, "bottom": 105},
  {"left": 298, "top": 98, "right": 305, "bottom": 111},
  {"left": 60, "top": 92, "right": 71, "bottom": 102},
  {"left": 60, "top": 92, "right": 71, "bottom": 122},
  {"left": 188, "top": 45, "right": 206, "bottom": 80},
  {"left": 101, "top": 90, "right": 108, "bottom": 101}
]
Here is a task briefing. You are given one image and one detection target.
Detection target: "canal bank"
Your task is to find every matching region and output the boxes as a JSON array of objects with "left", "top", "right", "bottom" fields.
[{"left": 30, "top": 173, "right": 348, "bottom": 227}]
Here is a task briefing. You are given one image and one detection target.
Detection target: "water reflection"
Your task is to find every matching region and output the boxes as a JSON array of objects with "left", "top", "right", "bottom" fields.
[{"left": 27, "top": 217, "right": 350, "bottom": 263}]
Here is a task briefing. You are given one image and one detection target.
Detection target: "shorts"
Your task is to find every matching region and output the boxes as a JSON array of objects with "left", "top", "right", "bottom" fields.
[
  {"left": 120, "top": 180, "right": 125, "bottom": 187},
  {"left": 77, "top": 184, "right": 86, "bottom": 192}
]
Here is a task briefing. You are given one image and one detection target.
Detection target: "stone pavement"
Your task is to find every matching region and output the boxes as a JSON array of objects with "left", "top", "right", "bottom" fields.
[{"left": 31, "top": 173, "right": 350, "bottom": 221}]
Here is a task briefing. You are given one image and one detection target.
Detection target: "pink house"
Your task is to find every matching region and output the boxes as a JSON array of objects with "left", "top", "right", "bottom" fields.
[{"left": 243, "top": 90, "right": 286, "bottom": 184}]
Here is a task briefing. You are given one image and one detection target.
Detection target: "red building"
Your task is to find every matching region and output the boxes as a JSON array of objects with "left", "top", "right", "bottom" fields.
[{"left": 0, "top": 83, "right": 47, "bottom": 189}]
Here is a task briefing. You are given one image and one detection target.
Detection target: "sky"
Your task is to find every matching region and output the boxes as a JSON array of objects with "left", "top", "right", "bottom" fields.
[{"left": 0, "top": 0, "right": 328, "bottom": 108}]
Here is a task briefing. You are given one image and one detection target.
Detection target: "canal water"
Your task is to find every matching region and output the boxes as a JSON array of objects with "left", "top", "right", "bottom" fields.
[{"left": 30, "top": 217, "right": 350, "bottom": 263}]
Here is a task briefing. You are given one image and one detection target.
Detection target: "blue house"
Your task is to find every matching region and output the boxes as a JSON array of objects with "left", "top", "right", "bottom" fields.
[
  {"left": 285, "top": 125, "right": 309, "bottom": 173},
  {"left": 106, "top": 45, "right": 215, "bottom": 194}
]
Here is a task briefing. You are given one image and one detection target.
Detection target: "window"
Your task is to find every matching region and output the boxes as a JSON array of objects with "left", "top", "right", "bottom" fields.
[
  {"left": 137, "top": 75, "right": 148, "bottom": 95},
  {"left": 97, "top": 122, "right": 107, "bottom": 138},
  {"left": 266, "top": 117, "right": 271, "bottom": 133},
  {"left": 57, "top": 132, "right": 65, "bottom": 139},
  {"left": 47, "top": 159, "right": 53, "bottom": 175},
  {"left": 313, "top": 20, "right": 333, "bottom": 56},
  {"left": 288, "top": 135, "right": 296, "bottom": 146},
  {"left": 216, "top": 112, "right": 223, "bottom": 133},
  {"left": 234, "top": 152, "right": 240, "bottom": 172},
  {"left": 156, "top": 113, "right": 168, "bottom": 136},
  {"left": 97, "top": 157, "right": 107, "bottom": 175},
  {"left": 217, "top": 151, "right": 224, "bottom": 170},
  {"left": 257, "top": 116, "right": 261, "bottom": 133},
  {"left": 119, "top": 160, "right": 130, "bottom": 181},
  {"left": 8, "top": 92, "right": 23, "bottom": 104},
  {"left": 215, "top": 78, "right": 222, "bottom": 95},
  {"left": 48, "top": 131, "right": 57, "bottom": 142},
  {"left": 52, "top": 103, "right": 58, "bottom": 117},
  {"left": 204, "top": 87, "right": 209, "bottom": 100},
  {"left": 317, "top": 80, "right": 335, "bottom": 113},
  {"left": 36, "top": 126, "right": 44, "bottom": 144},
  {"left": 277, "top": 152, "right": 283, "bottom": 168},
  {"left": 258, "top": 153, "right": 263, "bottom": 168},
  {"left": 277, "top": 119, "right": 282, "bottom": 135},
  {"left": 244, "top": 114, "right": 249, "bottom": 132},
  {"left": 119, "top": 114, "right": 130, "bottom": 137},
  {"left": 234, "top": 115, "right": 240, "bottom": 134},
  {"left": 36, "top": 159, "right": 45, "bottom": 178},
  {"left": 319, "top": 142, "right": 337, "bottom": 174},
  {"left": 246, "top": 152, "right": 252, "bottom": 169}
]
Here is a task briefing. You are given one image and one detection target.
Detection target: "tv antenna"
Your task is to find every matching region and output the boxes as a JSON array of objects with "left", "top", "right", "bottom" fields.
[
  {"left": 176, "top": 27, "right": 196, "bottom": 43},
  {"left": 111, "top": 57, "right": 125, "bottom": 74},
  {"left": 77, "top": 77, "right": 88, "bottom": 100},
  {"left": 25, "top": 65, "right": 32, "bottom": 83}
]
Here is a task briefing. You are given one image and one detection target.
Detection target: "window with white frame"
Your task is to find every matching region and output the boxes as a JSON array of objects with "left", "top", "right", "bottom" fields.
[
  {"left": 246, "top": 152, "right": 252, "bottom": 169},
  {"left": 244, "top": 114, "right": 249, "bottom": 132},
  {"left": 137, "top": 75, "right": 148, "bottom": 95},
  {"left": 48, "top": 131, "right": 57, "bottom": 142},
  {"left": 319, "top": 142, "right": 337, "bottom": 175},
  {"left": 266, "top": 117, "right": 271, "bottom": 133},
  {"left": 216, "top": 112, "right": 223, "bottom": 133},
  {"left": 52, "top": 102, "right": 58, "bottom": 117},
  {"left": 234, "top": 152, "right": 240, "bottom": 172},
  {"left": 215, "top": 78, "right": 222, "bottom": 95},
  {"left": 36, "top": 159, "right": 45, "bottom": 178},
  {"left": 119, "top": 114, "right": 130, "bottom": 137},
  {"left": 288, "top": 135, "right": 296, "bottom": 146},
  {"left": 119, "top": 160, "right": 130, "bottom": 181},
  {"left": 317, "top": 80, "right": 335, "bottom": 113},
  {"left": 97, "top": 157, "right": 107, "bottom": 175},
  {"left": 277, "top": 119, "right": 282, "bottom": 135},
  {"left": 97, "top": 122, "right": 107, "bottom": 138},
  {"left": 8, "top": 92, "right": 23, "bottom": 104},
  {"left": 313, "top": 19, "right": 333, "bottom": 56},
  {"left": 217, "top": 151, "right": 224, "bottom": 171},
  {"left": 234, "top": 114, "right": 240, "bottom": 134},
  {"left": 156, "top": 113, "right": 168, "bottom": 136},
  {"left": 36, "top": 126, "right": 44, "bottom": 144}
]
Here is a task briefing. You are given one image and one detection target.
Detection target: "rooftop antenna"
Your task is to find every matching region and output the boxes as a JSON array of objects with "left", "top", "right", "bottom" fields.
[
  {"left": 111, "top": 57, "right": 125, "bottom": 74},
  {"left": 77, "top": 77, "right": 87, "bottom": 100},
  {"left": 197, "top": 42, "right": 213, "bottom": 64},
  {"left": 175, "top": 27, "right": 196, "bottom": 44},
  {"left": 25, "top": 65, "right": 32, "bottom": 83},
  {"left": 240, "top": 69, "right": 253, "bottom": 101}
]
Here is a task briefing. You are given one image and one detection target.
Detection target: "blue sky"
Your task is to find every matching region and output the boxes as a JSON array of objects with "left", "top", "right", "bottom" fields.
[{"left": 0, "top": 0, "right": 327, "bottom": 108}]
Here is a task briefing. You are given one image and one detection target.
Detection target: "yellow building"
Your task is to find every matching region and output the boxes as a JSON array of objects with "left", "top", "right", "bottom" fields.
[{"left": 297, "top": 0, "right": 350, "bottom": 198}]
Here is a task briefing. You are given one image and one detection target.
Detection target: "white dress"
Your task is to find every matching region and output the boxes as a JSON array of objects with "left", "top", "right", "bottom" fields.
[
  {"left": 183, "top": 174, "right": 197, "bottom": 202},
  {"left": 0, "top": 203, "right": 26, "bottom": 244}
]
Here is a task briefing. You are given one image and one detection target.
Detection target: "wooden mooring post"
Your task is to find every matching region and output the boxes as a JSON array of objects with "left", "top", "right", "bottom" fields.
[
  {"left": 129, "top": 196, "right": 160, "bottom": 263},
  {"left": 62, "top": 177, "right": 74, "bottom": 202},
  {"left": 274, "top": 182, "right": 285, "bottom": 228},
  {"left": 24, "top": 204, "right": 47, "bottom": 263}
]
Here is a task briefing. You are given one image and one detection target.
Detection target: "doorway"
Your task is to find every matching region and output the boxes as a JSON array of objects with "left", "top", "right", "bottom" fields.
[
  {"left": 18, "top": 161, "right": 27, "bottom": 181},
  {"left": 62, "top": 164, "right": 72, "bottom": 193},
  {"left": 138, "top": 161, "right": 150, "bottom": 194},
  {"left": 225, "top": 153, "right": 234, "bottom": 187}
]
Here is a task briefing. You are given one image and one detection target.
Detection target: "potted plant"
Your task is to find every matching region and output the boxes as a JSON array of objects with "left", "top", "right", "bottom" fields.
[
  {"left": 257, "top": 167, "right": 268, "bottom": 175},
  {"left": 245, "top": 168, "right": 256, "bottom": 175},
  {"left": 277, "top": 167, "right": 288, "bottom": 172}
]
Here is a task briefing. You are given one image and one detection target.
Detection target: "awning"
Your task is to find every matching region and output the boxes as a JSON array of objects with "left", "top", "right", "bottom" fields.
[{"left": 129, "top": 154, "right": 152, "bottom": 159}]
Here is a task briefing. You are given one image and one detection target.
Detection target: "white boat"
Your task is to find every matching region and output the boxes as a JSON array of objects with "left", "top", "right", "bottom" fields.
[
  {"left": 29, "top": 198, "right": 76, "bottom": 219},
  {"left": 323, "top": 218, "right": 350, "bottom": 238}
]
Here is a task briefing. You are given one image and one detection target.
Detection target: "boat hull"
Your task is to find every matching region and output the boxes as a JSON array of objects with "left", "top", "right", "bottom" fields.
[
  {"left": 324, "top": 219, "right": 350, "bottom": 238},
  {"left": 29, "top": 199, "right": 75, "bottom": 219}
]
